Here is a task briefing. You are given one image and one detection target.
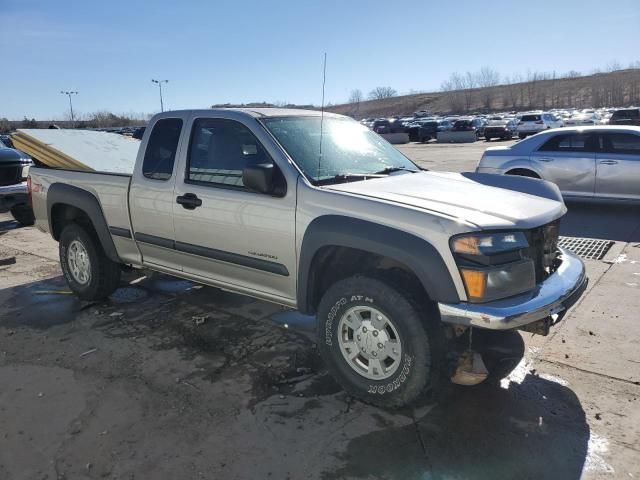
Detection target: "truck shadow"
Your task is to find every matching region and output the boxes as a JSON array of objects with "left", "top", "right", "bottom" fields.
[
  {"left": 327, "top": 375, "right": 589, "bottom": 480},
  {"left": 562, "top": 200, "right": 640, "bottom": 242}
]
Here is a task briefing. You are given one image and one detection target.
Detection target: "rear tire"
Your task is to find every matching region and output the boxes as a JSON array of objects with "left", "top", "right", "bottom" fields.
[
  {"left": 518, "top": 133, "right": 526, "bottom": 139},
  {"left": 59, "top": 223, "right": 121, "bottom": 301},
  {"left": 485, "top": 136, "right": 492, "bottom": 142},
  {"left": 316, "top": 276, "right": 443, "bottom": 408},
  {"left": 10, "top": 204, "right": 34, "bottom": 226}
]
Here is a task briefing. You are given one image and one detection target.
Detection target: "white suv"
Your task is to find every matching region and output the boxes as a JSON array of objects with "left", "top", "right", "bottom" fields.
[{"left": 517, "top": 112, "right": 563, "bottom": 138}]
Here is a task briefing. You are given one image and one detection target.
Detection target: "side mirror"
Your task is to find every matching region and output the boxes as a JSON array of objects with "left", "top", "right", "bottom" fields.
[{"left": 243, "top": 163, "right": 274, "bottom": 194}]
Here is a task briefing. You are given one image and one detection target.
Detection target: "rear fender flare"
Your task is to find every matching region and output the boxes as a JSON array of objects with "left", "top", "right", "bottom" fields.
[{"left": 47, "top": 183, "right": 121, "bottom": 263}]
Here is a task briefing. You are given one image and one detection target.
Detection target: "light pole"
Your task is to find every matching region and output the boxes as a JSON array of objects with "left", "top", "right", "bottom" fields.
[
  {"left": 60, "top": 91, "right": 78, "bottom": 125},
  {"left": 151, "top": 79, "right": 168, "bottom": 112}
]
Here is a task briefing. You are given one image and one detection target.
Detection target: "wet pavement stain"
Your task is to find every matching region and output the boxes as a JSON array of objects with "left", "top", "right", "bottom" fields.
[
  {"left": 109, "top": 286, "right": 149, "bottom": 304},
  {"left": 56, "top": 274, "right": 329, "bottom": 407},
  {"left": 0, "top": 276, "right": 86, "bottom": 329}
]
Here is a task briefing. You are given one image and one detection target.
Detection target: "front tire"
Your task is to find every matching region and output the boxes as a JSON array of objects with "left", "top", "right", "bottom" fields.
[
  {"left": 10, "top": 204, "right": 35, "bottom": 226},
  {"left": 316, "top": 276, "right": 441, "bottom": 408},
  {"left": 59, "top": 223, "right": 121, "bottom": 301}
]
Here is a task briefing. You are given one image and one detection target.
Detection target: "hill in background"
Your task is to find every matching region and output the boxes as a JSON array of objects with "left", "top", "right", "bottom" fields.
[{"left": 326, "top": 68, "right": 640, "bottom": 119}]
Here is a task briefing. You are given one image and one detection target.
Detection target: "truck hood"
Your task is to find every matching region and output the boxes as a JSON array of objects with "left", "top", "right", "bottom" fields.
[{"left": 325, "top": 171, "right": 566, "bottom": 230}]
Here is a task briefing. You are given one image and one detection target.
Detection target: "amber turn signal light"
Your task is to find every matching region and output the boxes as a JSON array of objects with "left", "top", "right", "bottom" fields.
[{"left": 460, "top": 269, "right": 487, "bottom": 301}]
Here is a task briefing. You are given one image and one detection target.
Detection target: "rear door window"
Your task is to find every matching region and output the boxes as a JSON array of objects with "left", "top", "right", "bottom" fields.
[
  {"left": 602, "top": 133, "right": 640, "bottom": 155},
  {"left": 142, "top": 118, "right": 183, "bottom": 180},
  {"left": 539, "top": 133, "right": 598, "bottom": 153}
]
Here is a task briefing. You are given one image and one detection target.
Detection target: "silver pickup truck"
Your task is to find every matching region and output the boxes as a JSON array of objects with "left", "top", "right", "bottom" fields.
[{"left": 30, "top": 108, "right": 587, "bottom": 407}]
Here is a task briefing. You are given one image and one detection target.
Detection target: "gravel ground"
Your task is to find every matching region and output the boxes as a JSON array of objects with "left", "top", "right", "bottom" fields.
[{"left": 1, "top": 140, "right": 639, "bottom": 479}]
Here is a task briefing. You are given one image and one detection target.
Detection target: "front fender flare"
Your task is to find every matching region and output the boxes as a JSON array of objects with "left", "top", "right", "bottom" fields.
[{"left": 297, "top": 215, "right": 460, "bottom": 314}]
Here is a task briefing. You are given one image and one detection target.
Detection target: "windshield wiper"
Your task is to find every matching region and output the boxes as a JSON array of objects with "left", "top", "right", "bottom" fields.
[
  {"left": 315, "top": 172, "right": 383, "bottom": 186},
  {"left": 373, "top": 166, "right": 419, "bottom": 175},
  {"left": 316, "top": 167, "right": 418, "bottom": 186}
]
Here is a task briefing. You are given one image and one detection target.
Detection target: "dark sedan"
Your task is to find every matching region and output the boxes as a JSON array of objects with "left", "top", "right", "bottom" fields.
[
  {"left": 407, "top": 119, "right": 439, "bottom": 142},
  {"left": 372, "top": 118, "right": 406, "bottom": 135},
  {"left": 452, "top": 118, "right": 487, "bottom": 139},
  {"left": 484, "top": 119, "right": 518, "bottom": 141}
]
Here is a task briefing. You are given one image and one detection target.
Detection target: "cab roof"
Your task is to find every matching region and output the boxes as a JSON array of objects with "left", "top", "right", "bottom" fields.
[{"left": 156, "top": 108, "right": 347, "bottom": 119}]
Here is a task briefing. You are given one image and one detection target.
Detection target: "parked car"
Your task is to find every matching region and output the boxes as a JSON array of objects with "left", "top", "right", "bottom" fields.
[
  {"left": 484, "top": 119, "right": 517, "bottom": 141},
  {"left": 372, "top": 119, "right": 391, "bottom": 134},
  {"left": 132, "top": 126, "right": 146, "bottom": 140},
  {"left": 29, "top": 108, "right": 586, "bottom": 408},
  {"left": 373, "top": 118, "right": 407, "bottom": 134},
  {"left": 407, "top": 119, "right": 439, "bottom": 142},
  {"left": 476, "top": 126, "right": 640, "bottom": 201},
  {"left": 437, "top": 119, "right": 454, "bottom": 131},
  {"left": 0, "top": 138, "right": 35, "bottom": 226},
  {"left": 452, "top": 118, "right": 486, "bottom": 139},
  {"left": 564, "top": 112, "right": 603, "bottom": 126},
  {"left": 609, "top": 108, "right": 640, "bottom": 127},
  {"left": 516, "top": 112, "right": 563, "bottom": 139}
]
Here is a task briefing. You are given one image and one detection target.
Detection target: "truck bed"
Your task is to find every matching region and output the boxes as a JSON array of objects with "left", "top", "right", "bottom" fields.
[{"left": 30, "top": 167, "right": 133, "bottom": 248}]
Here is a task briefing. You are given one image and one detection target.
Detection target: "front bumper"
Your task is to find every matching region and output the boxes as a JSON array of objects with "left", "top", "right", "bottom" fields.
[
  {"left": 439, "top": 248, "right": 587, "bottom": 330},
  {"left": 0, "top": 182, "right": 28, "bottom": 213}
]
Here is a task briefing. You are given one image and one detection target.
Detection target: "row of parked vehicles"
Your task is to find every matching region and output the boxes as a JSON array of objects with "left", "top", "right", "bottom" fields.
[{"left": 360, "top": 106, "right": 640, "bottom": 143}]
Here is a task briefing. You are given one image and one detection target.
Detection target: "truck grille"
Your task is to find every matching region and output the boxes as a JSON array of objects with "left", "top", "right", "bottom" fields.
[
  {"left": 525, "top": 220, "right": 561, "bottom": 283},
  {"left": 0, "top": 164, "right": 22, "bottom": 187}
]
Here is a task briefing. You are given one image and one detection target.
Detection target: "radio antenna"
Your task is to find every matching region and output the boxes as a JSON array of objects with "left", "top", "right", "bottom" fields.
[{"left": 317, "top": 52, "right": 327, "bottom": 180}]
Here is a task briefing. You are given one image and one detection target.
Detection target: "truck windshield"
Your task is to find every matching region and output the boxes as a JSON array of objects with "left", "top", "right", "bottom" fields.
[{"left": 262, "top": 116, "right": 418, "bottom": 184}]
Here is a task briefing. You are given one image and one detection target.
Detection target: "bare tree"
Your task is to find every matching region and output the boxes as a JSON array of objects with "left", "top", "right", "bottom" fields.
[
  {"left": 83, "top": 111, "right": 138, "bottom": 128},
  {"left": 0, "top": 117, "right": 12, "bottom": 134},
  {"left": 368, "top": 86, "right": 397, "bottom": 100},
  {"left": 441, "top": 73, "right": 465, "bottom": 112},
  {"left": 606, "top": 60, "right": 622, "bottom": 72},
  {"left": 349, "top": 89, "right": 363, "bottom": 104},
  {"left": 462, "top": 71, "right": 477, "bottom": 111},
  {"left": 503, "top": 75, "right": 518, "bottom": 109},
  {"left": 476, "top": 66, "right": 500, "bottom": 109}
]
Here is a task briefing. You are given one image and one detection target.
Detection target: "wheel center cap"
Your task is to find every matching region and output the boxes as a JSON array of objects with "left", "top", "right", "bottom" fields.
[{"left": 355, "top": 320, "right": 389, "bottom": 358}]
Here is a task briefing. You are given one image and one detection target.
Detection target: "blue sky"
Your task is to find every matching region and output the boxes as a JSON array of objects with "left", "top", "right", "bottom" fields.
[{"left": 1, "top": 0, "right": 639, "bottom": 120}]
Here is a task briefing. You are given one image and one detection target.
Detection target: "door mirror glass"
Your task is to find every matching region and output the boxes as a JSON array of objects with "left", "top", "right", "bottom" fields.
[{"left": 243, "top": 163, "right": 274, "bottom": 194}]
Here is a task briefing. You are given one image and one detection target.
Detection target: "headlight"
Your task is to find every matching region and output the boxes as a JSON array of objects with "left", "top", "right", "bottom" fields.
[
  {"left": 21, "top": 165, "right": 30, "bottom": 180},
  {"left": 452, "top": 232, "right": 529, "bottom": 255},
  {"left": 451, "top": 232, "right": 535, "bottom": 303}
]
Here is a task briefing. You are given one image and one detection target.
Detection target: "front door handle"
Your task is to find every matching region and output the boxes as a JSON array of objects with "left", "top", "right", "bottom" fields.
[
  {"left": 599, "top": 160, "right": 618, "bottom": 165},
  {"left": 538, "top": 157, "right": 554, "bottom": 162},
  {"left": 176, "top": 193, "right": 202, "bottom": 210}
]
